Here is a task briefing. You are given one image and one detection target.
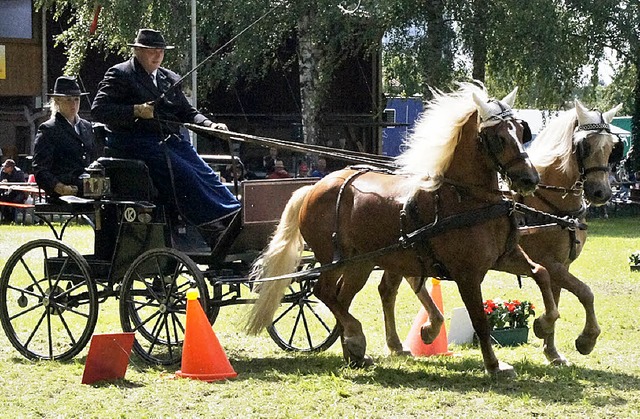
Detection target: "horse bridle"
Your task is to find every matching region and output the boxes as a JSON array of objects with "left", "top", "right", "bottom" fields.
[
  {"left": 575, "top": 116, "right": 614, "bottom": 178},
  {"left": 479, "top": 116, "right": 530, "bottom": 180}
]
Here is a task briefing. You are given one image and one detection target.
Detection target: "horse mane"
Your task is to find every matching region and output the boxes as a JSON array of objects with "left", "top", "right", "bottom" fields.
[
  {"left": 394, "top": 83, "right": 484, "bottom": 191},
  {"left": 526, "top": 110, "right": 578, "bottom": 178}
]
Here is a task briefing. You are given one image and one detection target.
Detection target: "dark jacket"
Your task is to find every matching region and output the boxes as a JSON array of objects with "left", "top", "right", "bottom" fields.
[
  {"left": 32, "top": 113, "right": 98, "bottom": 196},
  {"left": 0, "top": 165, "right": 26, "bottom": 203},
  {"left": 91, "top": 57, "right": 210, "bottom": 139}
]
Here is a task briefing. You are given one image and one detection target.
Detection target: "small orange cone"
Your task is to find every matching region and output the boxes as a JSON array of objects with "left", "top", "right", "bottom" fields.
[
  {"left": 404, "top": 278, "right": 454, "bottom": 356},
  {"left": 176, "top": 289, "right": 238, "bottom": 381}
]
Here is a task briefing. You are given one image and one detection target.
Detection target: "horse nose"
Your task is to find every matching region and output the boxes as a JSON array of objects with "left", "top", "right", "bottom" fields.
[
  {"left": 513, "top": 171, "right": 539, "bottom": 195},
  {"left": 585, "top": 184, "right": 612, "bottom": 205}
]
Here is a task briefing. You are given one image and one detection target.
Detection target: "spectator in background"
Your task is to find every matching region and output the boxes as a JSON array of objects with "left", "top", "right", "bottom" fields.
[
  {"left": 297, "top": 160, "right": 309, "bottom": 178},
  {"left": 310, "top": 157, "right": 330, "bottom": 178},
  {"left": 0, "top": 159, "right": 26, "bottom": 223},
  {"left": 263, "top": 146, "right": 279, "bottom": 176},
  {"left": 267, "top": 160, "right": 291, "bottom": 179}
]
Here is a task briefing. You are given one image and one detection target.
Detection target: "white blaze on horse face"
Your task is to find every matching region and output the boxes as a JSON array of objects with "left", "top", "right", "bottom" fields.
[{"left": 507, "top": 120, "right": 526, "bottom": 153}]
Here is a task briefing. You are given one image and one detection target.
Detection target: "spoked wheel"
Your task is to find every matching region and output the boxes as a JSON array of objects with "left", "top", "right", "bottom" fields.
[
  {"left": 267, "top": 260, "right": 339, "bottom": 352},
  {"left": 119, "top": 248, "right": 209, "bottom": 365},
  {"left": 0, "top": 239, "right": 98, "bottom": 361}
]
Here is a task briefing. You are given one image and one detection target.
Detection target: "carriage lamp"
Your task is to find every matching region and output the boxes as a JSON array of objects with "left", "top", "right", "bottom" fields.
[{"left": 81, "top": 161, "right": 111, "bottom": 199}]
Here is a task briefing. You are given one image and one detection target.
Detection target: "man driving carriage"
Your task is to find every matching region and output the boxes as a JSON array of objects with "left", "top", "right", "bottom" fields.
[{"left": 91, "top": 29, "right": 241, "bottom": 251}]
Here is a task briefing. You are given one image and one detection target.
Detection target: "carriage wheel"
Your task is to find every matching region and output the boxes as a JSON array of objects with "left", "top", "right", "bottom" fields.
[
  {"left": 0, "top": 239, "right": 98, "bottom": 361},
  {"left": 267, "top": 260, "right": 339, "bottom": 352},
  {"left": 119, "top": 248, "right": 210, "bottom": 365}
]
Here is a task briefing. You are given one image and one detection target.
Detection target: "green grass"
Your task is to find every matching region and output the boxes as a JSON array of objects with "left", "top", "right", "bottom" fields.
[{"left": 0, "top": 217, "right": 639, "bottom": 417}]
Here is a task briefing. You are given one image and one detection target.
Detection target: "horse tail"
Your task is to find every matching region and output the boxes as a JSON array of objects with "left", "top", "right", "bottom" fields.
[{"left": 245, "top": 184, "right": 313, "bottom": 335}]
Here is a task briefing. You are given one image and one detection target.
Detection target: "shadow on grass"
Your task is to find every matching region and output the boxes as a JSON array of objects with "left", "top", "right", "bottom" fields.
[{"left": 190, "top": 351, "right": 640, "bottom": 404}]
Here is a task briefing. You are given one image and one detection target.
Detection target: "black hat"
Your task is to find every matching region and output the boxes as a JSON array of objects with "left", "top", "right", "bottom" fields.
[
  {"left": 127, "top": 29, "right": 175, "bottom": 49},
  {"left": 48, "top": 76, "right": 89, "bottom": 97},
  {"left": 2, "top": 159, "right": 16, "bottom": 168}
]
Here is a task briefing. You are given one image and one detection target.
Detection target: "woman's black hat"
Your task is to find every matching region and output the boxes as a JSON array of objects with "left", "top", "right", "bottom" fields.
[{"left": 48, "top": 76, "right": 89, "bottom": 97}]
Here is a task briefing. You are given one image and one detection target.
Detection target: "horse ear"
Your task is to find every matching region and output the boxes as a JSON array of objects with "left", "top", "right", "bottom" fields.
[
  {"left": 603, "top": 103, "right": 623, "bottom": 124},
  {"left": 472, "top": 92, "right": 492, "bottom": 121},
  {"left": 574, "top": 99, "right": 589, "bottom": 123},
  {"left": 501, "top": 87, "right": 518, "bottom": 108}
]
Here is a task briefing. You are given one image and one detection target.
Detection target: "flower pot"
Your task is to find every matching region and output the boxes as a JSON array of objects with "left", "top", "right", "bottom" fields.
[
  {"left": 631, "top": 265, "right": 640, "bottom": 272},
  {"left": 472, "top": 327, "right": 530, "bottom": 347},
  {"left": 490, "top": 327, "right": 529, "bottom": 346}
]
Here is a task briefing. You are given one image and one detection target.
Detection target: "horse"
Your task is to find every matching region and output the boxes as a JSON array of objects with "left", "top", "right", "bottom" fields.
[
  {"left": 246, "top": 83, "right": 558, "bottom": 376},
  {"left": 513, "top": 99, "right": 622, "bottom": 364},
  {"left": 378, "top": 99, "right": 623, "bottom": 366}
]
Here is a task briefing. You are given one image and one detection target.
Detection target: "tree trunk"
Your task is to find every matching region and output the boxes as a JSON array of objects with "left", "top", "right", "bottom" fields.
[
  {"left": 297, "top": 9, "right": 322, "bottom": 146},
  {"left": 471, "top": 0, "right": 488, "bottom": 82},
  {"left": 423, "top": 0, "right": 451, "bottom": 95}
]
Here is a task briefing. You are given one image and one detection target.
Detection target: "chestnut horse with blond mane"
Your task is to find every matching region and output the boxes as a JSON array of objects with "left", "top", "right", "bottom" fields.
[
  {"left": 379, "top": 99, "right": 622, "bottom": 367},
  {"left": 246, "top": 83, "right": 558, "bottom": 376}
]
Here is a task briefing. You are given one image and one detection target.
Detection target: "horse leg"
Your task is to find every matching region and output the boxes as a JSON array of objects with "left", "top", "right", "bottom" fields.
[
  {"left": 542, "top": 281, "right": 569, "bottom": 366},
  {"left": 458, "top": 279, "right": 515, "bottom": 376},
  {"left": 456, "top": 278, "right": 515, "bottom": 377},
  {"left": 405, "top": 276, "right": 444, "bottom": 345},
  {"left": 378, "top": 273, "right": 444, "bottom": 355},
  {"left": 378, "top": 271, "right": 409, "bottom": 354},
  {"left": 495, "top": 245, "right": 559, "bottom": 339},
  {"left": 315, "top": 265, "right": 374, "bottom": 367},
  {"left": 544, "top": 263, "right": 600, "bottom": 361}
]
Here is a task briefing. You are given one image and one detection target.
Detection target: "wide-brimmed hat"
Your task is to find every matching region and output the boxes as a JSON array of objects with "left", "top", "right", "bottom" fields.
[
  {"left": 127, "top": 29, "right": 175, "bottom": 50},
  {"left": 48, "top": 76, "right": 89, "bottom": 97}
]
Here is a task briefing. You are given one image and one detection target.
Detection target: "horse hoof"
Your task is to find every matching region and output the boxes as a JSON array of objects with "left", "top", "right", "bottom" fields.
[
  {"left": 543, "top": 345, "right": 571, "bottom": 366},
  {"left": 390, "top": 348, "right": 413, "bottom": 357},
  {"left": 420, "top": 324, "right": 439, "bottom": 344},
  {"left": 549, "top": 356, "right": 571, "bottom": 367},
  {"left": 348, "top": 355, "right": 374, "bottom": 368},
  {"left": 575, "top": 334, "right": 597, "bottom": 355},
  {"left": 487, "top": 361, "right": 516, "bottom": 378},
  {"left": 533, "top": 317, "right": 553, "bottom": 339}
]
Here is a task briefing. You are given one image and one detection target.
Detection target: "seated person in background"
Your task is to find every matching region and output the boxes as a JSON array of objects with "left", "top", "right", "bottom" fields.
[
  {"left": 91, "top": 28, "right": 240, "bottom": 248},
  {"left": 297, "top": 160, "right": 309, "bottom": 177},
  {"left": 263, "top": 146, "right": 279, "bottom": 176},
  {"left": 267, "top": 160, "right": 291, "bottom": 179},
  {"left": 0, "top": 159, "right": 27, "bottom": 223},
  {"left": 221, "top": 163, "right": 245, "bottom": 183},
  {"left": 32, "top": 76, "right": 98, "bottom": 199},
  {"left": 310, "top": 157, "right": 330, "bottom": 178}
]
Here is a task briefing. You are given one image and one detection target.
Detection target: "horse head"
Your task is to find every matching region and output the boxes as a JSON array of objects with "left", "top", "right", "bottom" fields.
[
  {"left": 574, "top": 100, "right": 623, "bottom": 205},
  {"left": 473, "top": 88, "right": 540, "bottom": 195}
]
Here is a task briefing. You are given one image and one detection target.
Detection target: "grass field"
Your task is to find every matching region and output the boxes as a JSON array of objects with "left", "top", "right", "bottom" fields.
[{"left": 0, "top": 216, "right": 639, "bottom": 417}]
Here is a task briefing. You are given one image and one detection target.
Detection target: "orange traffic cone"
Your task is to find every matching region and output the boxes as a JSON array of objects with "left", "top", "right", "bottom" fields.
[
  {"left": 176, "top": 289, "right": 238, "bottom": 381},
  {"left": 404, "top": 278, "right": 454, "bottom": 356}
]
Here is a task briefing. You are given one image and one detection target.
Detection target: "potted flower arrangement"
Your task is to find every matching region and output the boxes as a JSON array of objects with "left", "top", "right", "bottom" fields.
[
  {"left": 482, "top": 299, "right": 535, "bottom": 346},
  {"left": 629, "top": 251, "right": 640, "bottom": 272}
]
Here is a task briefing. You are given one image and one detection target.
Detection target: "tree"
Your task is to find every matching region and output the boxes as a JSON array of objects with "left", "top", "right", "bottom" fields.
[{"left": 37, "top": 0, "right": 384, "bottom": 146}]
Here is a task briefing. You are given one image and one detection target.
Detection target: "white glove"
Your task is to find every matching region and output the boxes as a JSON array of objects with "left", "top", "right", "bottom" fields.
[
  {"left": 205, "top": 120, "right": 228, "bottom": 131},
  {"left": 54, "top": 182, "right": 78, "bottom": 196},
  {"left": 133, "top": 103, "right": 155, "bottom": 119}
]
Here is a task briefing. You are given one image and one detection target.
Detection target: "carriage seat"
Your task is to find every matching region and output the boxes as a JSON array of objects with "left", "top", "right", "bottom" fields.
[{"left": 97, "top": 156, "right": 157, "bottom": 201}]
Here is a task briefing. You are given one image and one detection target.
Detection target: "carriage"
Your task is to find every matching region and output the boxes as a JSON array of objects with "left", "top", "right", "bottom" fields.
[{"left": 0, "top": 152, "right": 339, "bottom": 365}]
